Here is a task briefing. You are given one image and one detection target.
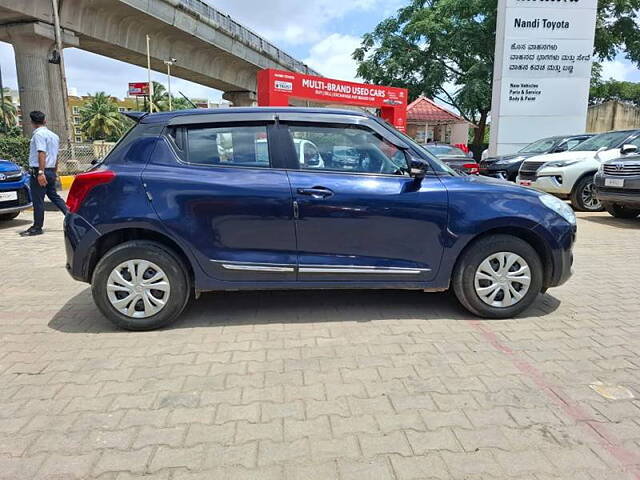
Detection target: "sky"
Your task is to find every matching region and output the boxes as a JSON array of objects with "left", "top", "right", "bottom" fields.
[{"left": 0, "top": 0, "right": 638, "bottom": 101}]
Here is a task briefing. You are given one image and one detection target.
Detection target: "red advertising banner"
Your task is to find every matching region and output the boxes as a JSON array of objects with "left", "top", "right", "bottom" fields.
[
  {"left": 128, "top": 82, "right": 149, "bottom": 97},
  {"left": 257, "top": 69, "right": 408, "bottom": 132}
]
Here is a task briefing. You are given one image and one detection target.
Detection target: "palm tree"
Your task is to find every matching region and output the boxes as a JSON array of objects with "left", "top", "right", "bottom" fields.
[
  {"left": 149, "top": 81, "right": 170, "bottom": 112},
  {"left": 0, "top": 88, "right": 17, "bottom": 133},
  {"left": 79, "top": 92, "right": 127, "bottom": 141}
]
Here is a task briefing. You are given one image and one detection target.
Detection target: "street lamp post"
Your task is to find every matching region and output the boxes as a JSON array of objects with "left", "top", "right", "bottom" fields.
[
  {"left": 146, "top": 34, "right": 153, "bottom": 113},
  {"left": 163, "top": 58, "right": 177, "bottom": 111}
]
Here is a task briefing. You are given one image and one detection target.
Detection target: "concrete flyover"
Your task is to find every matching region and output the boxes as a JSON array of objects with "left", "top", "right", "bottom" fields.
[{"left": 0, "top": 0, "right": 318, "bottom": 138}]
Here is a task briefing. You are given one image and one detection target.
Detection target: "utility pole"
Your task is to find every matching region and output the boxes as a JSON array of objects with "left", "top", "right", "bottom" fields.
[
  {"left": 164, "top": 58, "right": 176, "bottom": 111},
  {"left": 51, "top": 0, "right": 73, "bottom": 146},
  {"left": 0, "top": 63, "right": 8, "bottom": 131},
  {"left": 146, "top": 35, "right": 154, "bottom": 113}
]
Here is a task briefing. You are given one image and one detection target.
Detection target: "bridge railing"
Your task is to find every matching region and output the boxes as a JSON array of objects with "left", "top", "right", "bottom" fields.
[{"left": 178, "top": 0, "right": 316, "bottom": 75}]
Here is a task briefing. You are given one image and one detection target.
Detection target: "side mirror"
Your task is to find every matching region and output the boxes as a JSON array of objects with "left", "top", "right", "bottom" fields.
[
  {"left": 554, "top": 144, "right": 568, "bottom": 153},
  {"left": 620, "top": 144, "right": 638, "bottom": 155},
  {"left": 408, "top": 155, "right": 429, "bottom": 179}
]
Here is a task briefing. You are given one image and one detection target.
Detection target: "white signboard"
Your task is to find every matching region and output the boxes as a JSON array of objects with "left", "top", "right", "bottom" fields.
[{"left": 489, "top": 0, "right": 597, "bottom": 155}]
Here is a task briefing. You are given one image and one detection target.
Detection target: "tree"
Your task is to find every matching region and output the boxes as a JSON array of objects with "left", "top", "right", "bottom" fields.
[
  {"left": 590, "top": 78, "right": 640, "bottom": 106},
  {"left": 146, "top": 82, "right": 193, "bottom": 111},
  {"left": 79, "top": 92, "right": 127, "bottom": 141},
  {"left": 354, "top": 0, "right": 640, "bottom": 147},
  {"left": 0, "top": 88, "right": 18, "bottom": 134}
]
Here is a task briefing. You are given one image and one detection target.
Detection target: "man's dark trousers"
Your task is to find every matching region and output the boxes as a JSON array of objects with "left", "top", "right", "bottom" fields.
[{"left": 30, "top": 168, "right": 68, "bottom": 229}]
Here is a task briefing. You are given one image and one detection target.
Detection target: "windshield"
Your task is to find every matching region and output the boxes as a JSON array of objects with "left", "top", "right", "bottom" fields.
[
  {"left": 569, "top": 131, "right": 632, "bottom": 151},
  {"left": 425, "top": 145, "right": 467, "bottom": 157},
  {"left": 519, "top": 137, "right": 557, "bottom": 154},
  {"left": 375, "top": 119, "right": 457, "bottom": 175}
]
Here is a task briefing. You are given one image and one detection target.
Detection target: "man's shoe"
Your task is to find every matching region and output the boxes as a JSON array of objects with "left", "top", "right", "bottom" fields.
[{"left": 19, "top": 228, "right": 43, "bottom": 237}]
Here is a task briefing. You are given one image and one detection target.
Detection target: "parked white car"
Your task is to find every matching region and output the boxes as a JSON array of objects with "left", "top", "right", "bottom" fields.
[{"left": 517, "top": 130, "right": 640, "bottom": 211}]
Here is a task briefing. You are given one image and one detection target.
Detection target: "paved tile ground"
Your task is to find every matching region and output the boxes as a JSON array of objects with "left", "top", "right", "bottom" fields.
[{"left": 1, "top": 207, "right": 640, "bottom": 479}]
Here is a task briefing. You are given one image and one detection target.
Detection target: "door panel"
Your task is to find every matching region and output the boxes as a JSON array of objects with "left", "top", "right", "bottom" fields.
[
  {"left": 282, "top": 122, "right": 448, "bottom": 282},
  {"left": 143, "top": 125, "right": 297, "bottom": 282},
  {"left": 287, "top": 170, "right": 448, "bottom": 282}
]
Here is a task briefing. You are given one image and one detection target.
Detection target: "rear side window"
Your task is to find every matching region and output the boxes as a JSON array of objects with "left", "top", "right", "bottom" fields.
[{"left": 186, "top": 125, "right": 270, "bottom": 167}]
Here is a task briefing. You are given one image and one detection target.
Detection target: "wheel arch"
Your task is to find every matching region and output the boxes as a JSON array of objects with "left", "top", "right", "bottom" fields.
[
  {"left": 570, "top": 170, "right": 598, "bottom": 194},
  {"left": 88, "top": 227, "right": 195, "bottom": 287},
  {"left": 453, "top": 226, "right": 554, "bottom": 288}
]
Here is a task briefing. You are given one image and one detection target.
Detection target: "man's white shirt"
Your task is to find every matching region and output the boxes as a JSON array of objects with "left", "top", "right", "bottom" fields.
[{"left": 29, "top": 126, "right": 60, "bottom": 168}]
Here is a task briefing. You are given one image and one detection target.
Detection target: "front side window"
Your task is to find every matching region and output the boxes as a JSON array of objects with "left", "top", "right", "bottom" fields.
[
  {"left": 286, "top": 124, "right": 407, "bottom": 175},
  {"left": 186, "top": 125, "right": 269, "bottom": 167}
]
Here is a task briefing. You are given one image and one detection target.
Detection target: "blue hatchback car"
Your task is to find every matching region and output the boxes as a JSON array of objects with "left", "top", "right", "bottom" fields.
[
  {"left": 64, "top": 108, "right": 576, "bottom": 330},
  {"left": 0, "top": 158, "right": 31, "bottom": 221}
]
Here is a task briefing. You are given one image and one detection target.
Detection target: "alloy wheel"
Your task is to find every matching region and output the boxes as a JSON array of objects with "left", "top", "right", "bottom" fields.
[
  {"left": 474, "top": 252, "right": 531, "bottom": 308},
  {"left": 106, "top": 260, "right": 171, "bottom": 318},
  {"left": 581, "top": 182, "right": 601, "bottom": 210}
]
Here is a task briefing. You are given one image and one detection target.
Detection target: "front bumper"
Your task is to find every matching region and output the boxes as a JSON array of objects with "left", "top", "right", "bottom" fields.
[
  {"left": 532, "top": 222, "right": 575, "bottom": 288},
  {"left": 517, "top": 173, "right": 572, "bottom": 196},
  {"left": 0, "top": 185, "right": 32, "bottom": 214},
  {"left": 594, "top": 172, "right": 640, "bottom": 207}
]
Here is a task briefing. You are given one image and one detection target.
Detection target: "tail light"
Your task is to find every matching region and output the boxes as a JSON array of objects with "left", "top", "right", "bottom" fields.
[
  {"left": 463, "top": 163, "right": 480, "bottom": 175},
  {"left": 66, "top": 169, "right": 115, "bottom": 213}
]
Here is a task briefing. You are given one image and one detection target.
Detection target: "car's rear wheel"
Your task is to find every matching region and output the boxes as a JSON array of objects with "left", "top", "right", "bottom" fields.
[
  {"left": 602, "top": 202, "right": 640, "bottom": 219},
  {"left": 453, "top": 235, "right": 543, "bottom": 318},
  {"left": 92, "top": 240, "right": 190, "bottom": 331},
  {"left": 570, "top": 175, "right": 603, "bottom": 212},
  {"left": 0, "top": 212, "right": 20, "bottom": 221}
]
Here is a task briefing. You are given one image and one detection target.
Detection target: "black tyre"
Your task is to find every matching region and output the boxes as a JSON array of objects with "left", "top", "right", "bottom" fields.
[
  {"left": 570, "top": 175, "right": 603, "bottom": 212},
  {"left": 0, "top": 212, "right": 20, "bottom": 221},
  {"left": 91, "top": 240, "right": 190, "bottom": 331},
  {"left": 602, "top": 202, "right": 640, "bottom": 219},
  {"left": 452, "top": 234, "right": 544, "bottom": 318}
]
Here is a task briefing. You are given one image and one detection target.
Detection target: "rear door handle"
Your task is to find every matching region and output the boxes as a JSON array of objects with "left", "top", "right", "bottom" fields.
[{"left": 296, "top": 187, "right": 334, "bottom": 199}]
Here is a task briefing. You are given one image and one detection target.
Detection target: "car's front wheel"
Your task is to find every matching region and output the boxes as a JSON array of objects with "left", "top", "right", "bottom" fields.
[
  {"left": 602, "top": 202, "right": 640, "bottom": 219},
  {"left": 92, "top": 240, "right": 190, "bottom": 330},
  {"left": 571, "top": 175, "right": 603, "bottom": 212},
  {"left": 453, "top": 235, "right": 543, "bottom": 318}
]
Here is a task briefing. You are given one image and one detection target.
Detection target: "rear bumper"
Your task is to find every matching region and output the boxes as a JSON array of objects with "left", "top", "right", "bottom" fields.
[
  {"left": 479, "top": 164, "right": 520, "bottom": 181},
  {"left": 64, "top": 213, "right": 101, "bottom": 283}
]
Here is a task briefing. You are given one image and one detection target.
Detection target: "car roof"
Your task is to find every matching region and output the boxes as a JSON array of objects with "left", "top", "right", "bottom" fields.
[{"left": 135, "top": 107, "right": 370, "bottom": 124}]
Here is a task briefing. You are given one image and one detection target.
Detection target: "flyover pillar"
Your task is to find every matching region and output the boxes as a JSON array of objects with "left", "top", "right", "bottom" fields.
[
  {"left": 223, "top": 91, "right": 257, "bottom": 107},
  {"left": 0, "top": 22, "right": 78, "bottom": 140}
]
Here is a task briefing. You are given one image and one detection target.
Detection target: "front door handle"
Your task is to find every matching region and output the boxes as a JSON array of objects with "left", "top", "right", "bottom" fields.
[{"left": 297, "top": 187, "right": 334, "bottom": 199}]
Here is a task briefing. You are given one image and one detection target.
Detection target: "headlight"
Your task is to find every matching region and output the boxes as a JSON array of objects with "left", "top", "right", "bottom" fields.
[
  {"left": 597, "top": 162, "right": 604, "bottom": 174},
  {"left": 544, "top": 160, "right": 582, "bottom": 168},
  {"left": 496, "top": 156, "right": 525, "bottom": 165},
  {"left": 539, "top": 194, "right": 576, "bottom": 225}
]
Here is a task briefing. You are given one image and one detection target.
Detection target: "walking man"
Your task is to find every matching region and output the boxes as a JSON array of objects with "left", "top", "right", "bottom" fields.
[{"left": 20, "top": 111, "right": 68, "bottom": 237}]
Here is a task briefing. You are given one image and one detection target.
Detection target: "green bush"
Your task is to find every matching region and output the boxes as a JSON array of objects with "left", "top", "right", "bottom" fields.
[{"left": 0, "top": 135, "right": 30, "bottom": 169}]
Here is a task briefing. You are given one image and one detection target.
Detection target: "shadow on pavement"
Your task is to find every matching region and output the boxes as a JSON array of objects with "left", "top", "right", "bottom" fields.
[
  {"left": 48, "top": 287, "right": 561, "bottom": 334},
  {"left": 0, "top": 217, "right": 31, "bottom": 230},
  {"left": 581, "top": 215, "right": 640, "bottom": 229}
]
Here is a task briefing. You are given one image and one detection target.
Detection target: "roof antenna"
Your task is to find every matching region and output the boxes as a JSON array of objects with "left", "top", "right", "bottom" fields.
[{"left": 178, "top": 91, "right": 198, "bottom": 108}]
